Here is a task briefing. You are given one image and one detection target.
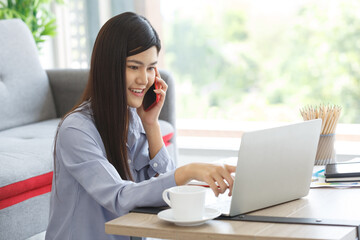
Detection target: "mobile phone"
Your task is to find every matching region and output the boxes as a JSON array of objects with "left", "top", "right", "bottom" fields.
[{"left": 143, "top": 80, "right": 160, "bottom": 111}]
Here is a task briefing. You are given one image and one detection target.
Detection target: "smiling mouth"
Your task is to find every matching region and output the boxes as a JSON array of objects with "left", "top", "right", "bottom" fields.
[{"left": 130, "top": 88, "right": 144, "bottom": 94}]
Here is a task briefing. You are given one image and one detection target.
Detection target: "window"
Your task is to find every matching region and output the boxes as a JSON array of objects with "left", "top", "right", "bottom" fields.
[
  {"left": 159, "top": 0, "right": 360, "bottom": 159},
  {"left": 51, "top": 0, "right": 360, "bottom": 158},
  {"left": 52, "top": 0, "right": 360, "bottom": 124},
  {"left": 160, "top": 0, "right": 360, "bottom": 124}
]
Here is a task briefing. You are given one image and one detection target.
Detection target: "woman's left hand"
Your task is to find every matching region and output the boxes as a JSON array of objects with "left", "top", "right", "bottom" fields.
[{"left": 137, "top": 68, "right": 168, "bottom": 159}]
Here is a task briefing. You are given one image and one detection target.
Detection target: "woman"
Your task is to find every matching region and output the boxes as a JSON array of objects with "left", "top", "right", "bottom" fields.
[{"left": 45, "top": 12, "right": 235, "bottom": 240}]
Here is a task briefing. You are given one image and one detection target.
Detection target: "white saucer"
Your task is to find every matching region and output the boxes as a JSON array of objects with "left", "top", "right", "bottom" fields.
[{"left": 157, "top": 207, "right": 221, "bottom": 226}]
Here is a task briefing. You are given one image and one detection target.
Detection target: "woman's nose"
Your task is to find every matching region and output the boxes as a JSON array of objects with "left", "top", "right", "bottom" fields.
[{"left": 136, "top": 70, "right": 148, "bottom": 85}]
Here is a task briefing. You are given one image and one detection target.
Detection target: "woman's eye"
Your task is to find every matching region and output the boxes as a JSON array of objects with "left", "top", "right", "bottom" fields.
[
  {"left": 128, "top": 66, "right": 138, "bottom": 70},
  {"left": 148, "top": 67, "right": 155, "bottom": 71}
]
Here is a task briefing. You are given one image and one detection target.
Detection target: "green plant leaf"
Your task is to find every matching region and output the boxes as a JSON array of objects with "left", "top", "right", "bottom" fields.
[
  {"left": 7, "top": 0, "right": 13, "bottom": 9},
  {"left": 0, "top": 0, "right": 62, "bottom": 50},
  {"left": 41, "top": 18, "right": 56, "bottom": 36},
  {"left": 0, "top": 8, "right": 23, "bottom": 19}
]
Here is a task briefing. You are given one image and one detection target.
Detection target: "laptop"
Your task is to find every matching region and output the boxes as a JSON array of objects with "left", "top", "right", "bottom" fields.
[{"left": 206, "top": 119, "right": 322, "bottom": 216}]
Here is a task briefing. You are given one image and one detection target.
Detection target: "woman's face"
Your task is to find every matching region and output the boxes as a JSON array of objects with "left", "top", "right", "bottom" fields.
[{"left": 125, "top": 46, "right": 158, "bottom": 108}]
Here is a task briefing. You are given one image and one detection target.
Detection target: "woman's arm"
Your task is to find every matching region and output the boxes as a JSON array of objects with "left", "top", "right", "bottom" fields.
[
  {"left": 129, "top": 133, "right": 176, "bottom": 181},
  {"left": 137, "top": 68, "right": 168, "bottom": 159},
  {"left": 58, "top": 120, "right": 234, "bottom": 218},
  {"left": 56, "top": 120, "right": 177, "bottom": 216}
]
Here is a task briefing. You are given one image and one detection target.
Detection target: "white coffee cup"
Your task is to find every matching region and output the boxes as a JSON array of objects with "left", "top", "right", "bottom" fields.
[{"left": 162, "top": 185, "right": 206, "bottom": 221}]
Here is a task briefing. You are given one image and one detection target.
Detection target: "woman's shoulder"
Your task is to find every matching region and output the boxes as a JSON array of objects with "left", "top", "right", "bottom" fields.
[
  {"left": 59, "top": 102, "right": 96, "bottom": 134},
  {"left": 57, "top": 110, "right": 102, "bottom": 148},
  {"left": 55, "top": 104, "right": 105, "bottom": 157}
]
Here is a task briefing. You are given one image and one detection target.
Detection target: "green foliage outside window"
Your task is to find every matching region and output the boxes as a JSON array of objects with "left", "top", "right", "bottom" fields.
[
  {"left": 0, "top": 0, "right": 63, "bottom": 50},
  {"left": 165, "top": 8, "right": 259, "bottom": 120},
  {"left": 278, "top": 1, "right": 360, "bottom": 123},
  {"left": 164, "top": 1, "right": 360, "bottom": 123}
]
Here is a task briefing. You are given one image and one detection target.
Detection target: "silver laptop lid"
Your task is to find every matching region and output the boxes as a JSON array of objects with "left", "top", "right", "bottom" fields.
[{"left": 229, "top": 119, "right": 322, "bottom": 216}]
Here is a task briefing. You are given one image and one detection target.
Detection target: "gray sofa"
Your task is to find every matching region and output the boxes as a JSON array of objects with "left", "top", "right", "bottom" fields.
[{"left": 0, "top": 19, "right": 177, "bottom": 240}]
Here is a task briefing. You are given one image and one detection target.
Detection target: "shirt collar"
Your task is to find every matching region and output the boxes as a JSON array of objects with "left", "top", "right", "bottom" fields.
[{"left": 127, "top": 107, "right": 145, "bottom": 149}]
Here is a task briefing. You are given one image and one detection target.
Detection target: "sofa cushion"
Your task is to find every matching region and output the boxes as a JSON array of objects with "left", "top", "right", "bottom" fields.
[
  {"left": 0, "top": 119, "right": 58, "bottom": 210},
  {"left": 0, "top": 19, "right": 56, "bottom": 131}
]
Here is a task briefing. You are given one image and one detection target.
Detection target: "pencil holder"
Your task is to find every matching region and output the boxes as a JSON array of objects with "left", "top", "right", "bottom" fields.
[
  {"left": 315, "top": 134, "right": 336, "bottom": 165},
  {"left": 300, "top": 104, "right": 341, "bottom": 166}
]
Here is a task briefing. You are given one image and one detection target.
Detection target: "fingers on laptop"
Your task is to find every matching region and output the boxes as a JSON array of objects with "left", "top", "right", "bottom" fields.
[
  {"left": 203, "top": 163, "right": 235, "bottom": 197},
  {"left": 224, "top": 164, "right": 236, "bottom": 196}
]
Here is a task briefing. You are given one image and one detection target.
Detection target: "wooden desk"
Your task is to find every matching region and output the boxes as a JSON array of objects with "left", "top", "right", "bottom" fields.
[{"left": 105, "top": 188, "right": 360, "bottom": 240}]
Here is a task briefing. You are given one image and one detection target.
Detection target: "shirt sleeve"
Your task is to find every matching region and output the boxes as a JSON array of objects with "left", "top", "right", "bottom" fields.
[
  {"left": 131, "top": 133, "right": 177, "bottom": 181},
  {"left": 57, "top": 124, "right": 177, "bottom": 216},
  {"left": 147, "top": 145, "right": 176, "bottom": 176}
]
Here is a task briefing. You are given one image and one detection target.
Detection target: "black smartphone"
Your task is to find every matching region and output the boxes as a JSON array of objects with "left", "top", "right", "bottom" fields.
[{"left": 143, "top": 81, "right": 159, "bottom": 111}]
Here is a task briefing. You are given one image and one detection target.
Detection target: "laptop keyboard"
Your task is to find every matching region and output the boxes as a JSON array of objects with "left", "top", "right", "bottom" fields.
[{"left": 205, "top": 189, "right": 232, "bottom": 215}]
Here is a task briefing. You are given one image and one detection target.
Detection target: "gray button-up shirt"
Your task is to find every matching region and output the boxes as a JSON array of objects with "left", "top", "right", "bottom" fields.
[{"left": 46, "top": 102, "right": 176, "bottom": 240}]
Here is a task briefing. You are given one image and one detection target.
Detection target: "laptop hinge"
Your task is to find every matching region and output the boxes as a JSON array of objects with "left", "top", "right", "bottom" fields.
[{"left": 217, "top": 215, "right": 360, "bottom": 239}]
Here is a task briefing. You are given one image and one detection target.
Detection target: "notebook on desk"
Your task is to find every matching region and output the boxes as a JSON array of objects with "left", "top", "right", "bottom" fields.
[{"left": 206, "top": 119, "right": 322, "bottom": 216}]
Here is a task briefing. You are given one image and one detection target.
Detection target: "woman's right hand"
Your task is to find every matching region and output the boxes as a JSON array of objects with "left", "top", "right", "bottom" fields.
[{"left": 174, "top": 163, "right": 236, "bottom": 197}]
